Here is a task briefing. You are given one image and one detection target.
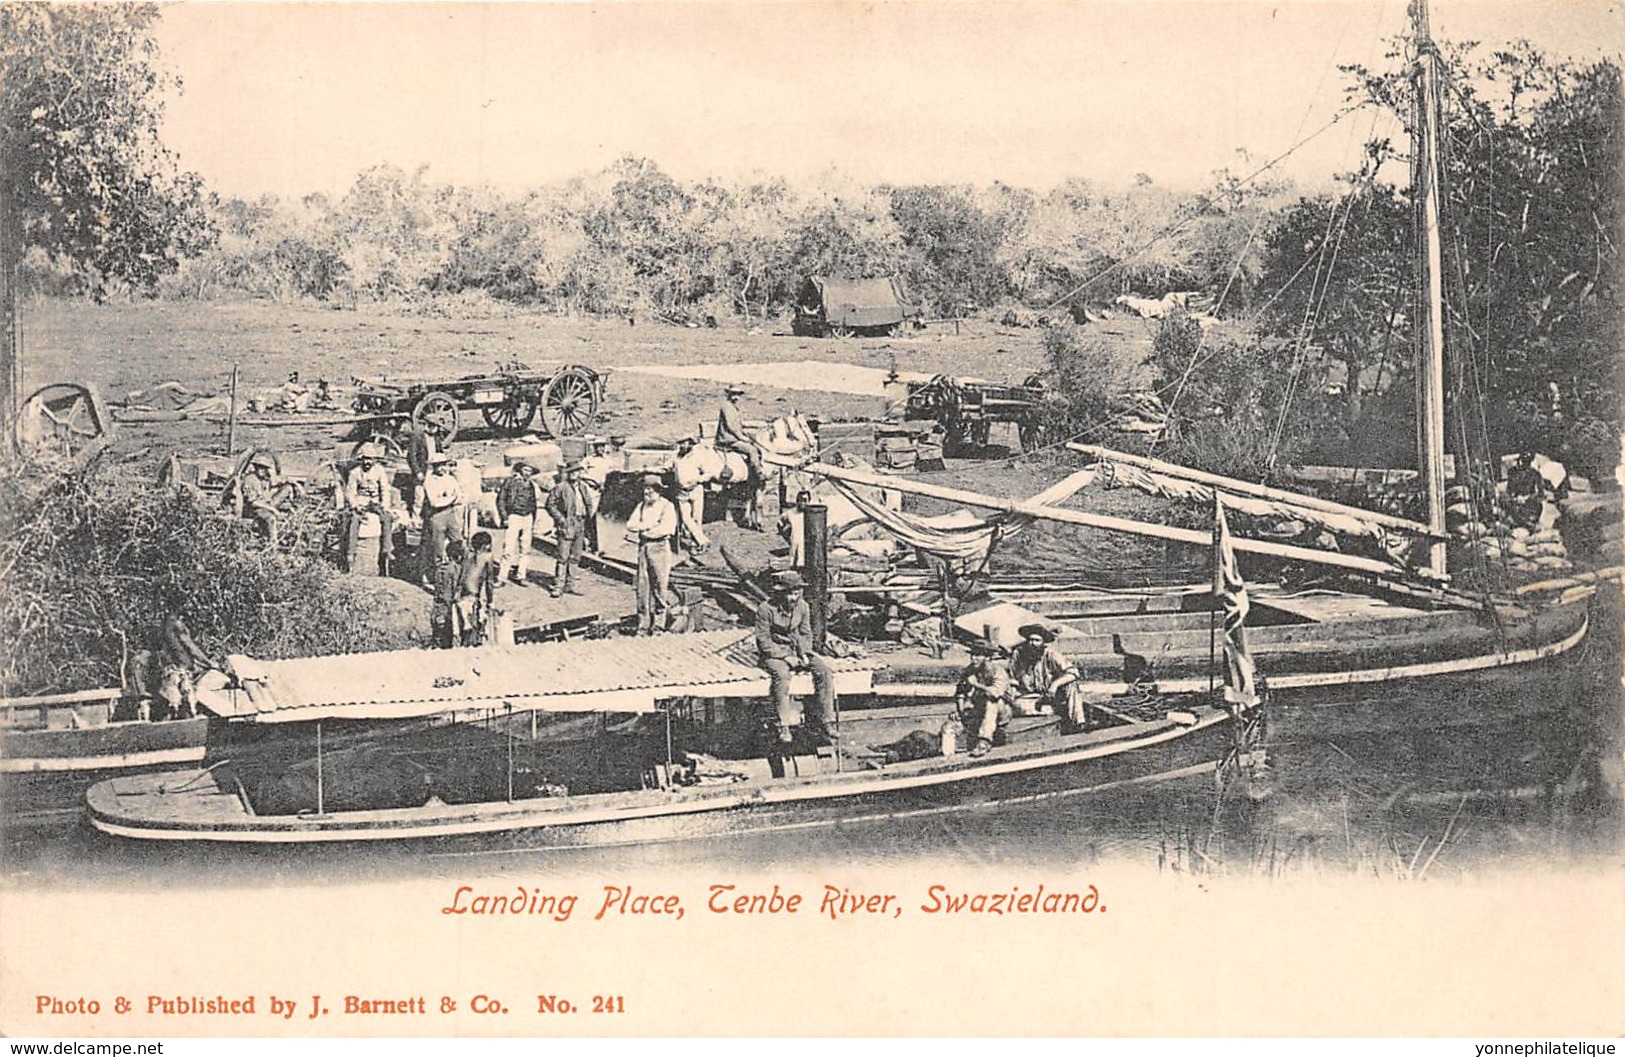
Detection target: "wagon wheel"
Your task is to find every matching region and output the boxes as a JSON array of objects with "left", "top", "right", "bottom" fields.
[
  {"left": 539, "top": 368, "right": 598, "bottom": 437},
  {"left": 480, "top": 391, "right": 539, "bottom": 435},
  {"left": 827, "top": 324, "right": 854, "bottom": 339},
  {"left": 15, "top": 382, "right": 113, "bottom": 457},
  {"left": 345, "top": 432, "right": 406, "bottom": 466},
  {"left": 412, "top": 392, "right": 460, "bottom": 445}
]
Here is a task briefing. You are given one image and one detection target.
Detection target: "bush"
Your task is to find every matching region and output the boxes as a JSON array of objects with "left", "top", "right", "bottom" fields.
[
  {"left": 1148, "top": 311, "right": 1343, "bottom": 480},
  {"left": 1036, "top": 320, "right": 1144, "bottom": 444},
  {"left": 0, "top": 456, "right": 423, "bottom": 696}
]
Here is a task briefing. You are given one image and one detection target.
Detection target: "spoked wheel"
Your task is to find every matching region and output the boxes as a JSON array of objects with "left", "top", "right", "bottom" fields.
[
  {"left": 539, "top": 368, "right": 598, "bottom": 437},
  {"left": 16, "top": 382, "right": 113, "bottom": 457},
  {"left": 480, "top": 391, "right": 539, "bottom": 435},
  {"left": 346, "top": 432, "right": 406, "bottom": 465},
  {"left": 412, "top": 392, "right": 460, "bottom": 445},
  {"left": 827, "top": 324, "right": 853, "bottom": 339}
]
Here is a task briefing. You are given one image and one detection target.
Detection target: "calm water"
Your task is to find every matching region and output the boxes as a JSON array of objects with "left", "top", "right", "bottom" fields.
[{"left": 4, "top": 589, "right": 1620, "bottom": 888}]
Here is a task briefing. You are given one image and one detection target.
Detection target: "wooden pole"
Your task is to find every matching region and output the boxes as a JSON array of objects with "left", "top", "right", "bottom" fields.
[
  {"left": 808, "top": 461, "right": 1442, "bottom": 581},
  {"left": 805, "top": 502, "right": 829, "bottom": 649},
  {"left": 315, "top": 720, "right": 325, "bottom": 816},
  {"left": 1413, "top": 0, "right": 1451, "bottom": 577},
  {"left": 1067, "top": 442, "right": 1443, "bottom": 538},
  {"left": 226, "top": 365, "right": 240, "bottom": 456}
]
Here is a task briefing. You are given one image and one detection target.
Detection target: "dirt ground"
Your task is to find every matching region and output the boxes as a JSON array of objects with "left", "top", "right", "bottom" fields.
[
  {"left": 18, "top": 299, "right": 1172, "bottom": 633},
  {"left": 20, "top": 298, "right": 1155, "bottom": 460}
]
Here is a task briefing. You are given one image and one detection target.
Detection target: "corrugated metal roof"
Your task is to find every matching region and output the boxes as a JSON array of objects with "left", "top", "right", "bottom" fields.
[{"left": 211, "top": 631, "right": 880, "bottom": 724}]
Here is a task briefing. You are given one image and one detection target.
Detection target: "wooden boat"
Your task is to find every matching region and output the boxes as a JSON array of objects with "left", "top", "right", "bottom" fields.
[
  {"left": 809, "top": 0, "right": 1598, "bottom": 706},
  {"left": 1, "top": 690, "right": 209, "bottom": 830},
  {"left": 84, "top": 629, "right": 1266, "bottom": 845},
  {"left": 1, "top": 689, "right": 208, "bottom": 775}
]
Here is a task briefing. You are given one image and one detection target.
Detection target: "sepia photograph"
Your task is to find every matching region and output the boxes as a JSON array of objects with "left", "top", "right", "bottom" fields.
[{"left": 1, "top": 0, "right": 1622, "bottom": 1039}]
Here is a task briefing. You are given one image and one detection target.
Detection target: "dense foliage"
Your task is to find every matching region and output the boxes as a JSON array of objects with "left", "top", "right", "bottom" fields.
[
  {"left": 0, "top": 3, "right": 213, "bottom": 295},
  {"left": 0, "top": 458, "right": 422, "bottom": 696},
  {"left": 5, "top": 4, "right": 1619, "bottom": 481}
]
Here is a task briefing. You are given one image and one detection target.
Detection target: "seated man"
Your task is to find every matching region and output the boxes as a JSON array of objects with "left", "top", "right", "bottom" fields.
[
  {"left": 1505, "top": 451, "right": 1545, "bottom": 529},
  {"left": 754, "top": 570, "right": 835, "bottom": 747},
  {"left": 1008, "top": 622, "right": 1088, "bottom": 730},
  {"left": 342, "top": 442, "right": 399, "bottom": 574},
  {"left": 716, "top": 384, "right": 763, "bottom": 482},
  {"left": 956, "top": 639, "right": 1010, "bottom": 758},
  {"left": 153, "top": 608, "right": 220, "bottom": 721},
  {"left": 239, "top": 453, "right": 296, "bottom": 543}
]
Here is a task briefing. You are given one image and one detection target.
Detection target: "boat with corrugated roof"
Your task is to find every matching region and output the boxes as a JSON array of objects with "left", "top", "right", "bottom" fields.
[{"left": 84, "top": 618, "right": 1266, "bottom": 846}]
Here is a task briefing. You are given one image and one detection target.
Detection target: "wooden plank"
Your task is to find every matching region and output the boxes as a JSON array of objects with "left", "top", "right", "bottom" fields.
[
  {"left": 0, "top": 687, "right": 123, "bottom": 711},
  {"left": 1067, "top": 443, "right": 1443, "bottom": 538}
]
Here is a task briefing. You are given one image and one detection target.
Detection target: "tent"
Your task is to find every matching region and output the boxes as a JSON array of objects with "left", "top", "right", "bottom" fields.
[{"left": 792, "top": 276, "right": 920, "bottom": 336}]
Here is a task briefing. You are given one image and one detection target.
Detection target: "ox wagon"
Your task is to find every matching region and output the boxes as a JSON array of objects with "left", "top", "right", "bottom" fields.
[{"left": 349, "top": 363, "right": 604, "bottom": 446}]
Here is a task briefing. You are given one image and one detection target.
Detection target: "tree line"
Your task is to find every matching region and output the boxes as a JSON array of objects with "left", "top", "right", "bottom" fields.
[
  {"left": 18, "top": 155, "right": 1294, "bottom": 325},
  {"left": 3, "top": 3, "right": 1620, "bottom": 479}
]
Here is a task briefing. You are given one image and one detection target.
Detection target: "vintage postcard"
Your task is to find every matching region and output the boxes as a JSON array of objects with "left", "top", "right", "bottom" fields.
[{"left": 1, "top": 0, "right": 1622, "bottom": 1039}]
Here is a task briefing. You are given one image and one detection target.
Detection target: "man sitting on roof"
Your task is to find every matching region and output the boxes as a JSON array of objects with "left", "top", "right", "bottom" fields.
[
  {"left": 755, "top": 570, "right": 835, "bottom": 748},
  {"left": 1008, "top": 622, "right": 1089, "bottom": 731}
]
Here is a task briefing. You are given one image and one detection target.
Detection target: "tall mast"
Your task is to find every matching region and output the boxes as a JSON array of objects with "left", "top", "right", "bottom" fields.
[{"left": 1411, "top": 0, "right": 1450, "bottom": 577}]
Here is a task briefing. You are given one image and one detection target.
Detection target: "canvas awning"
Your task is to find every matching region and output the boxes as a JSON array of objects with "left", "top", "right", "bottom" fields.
[
  {"left": 807, "top": 277, "right": 914, "bottom": 328},
  {"left": 204, "top": 631, "right": 880, "bottom": 724}
]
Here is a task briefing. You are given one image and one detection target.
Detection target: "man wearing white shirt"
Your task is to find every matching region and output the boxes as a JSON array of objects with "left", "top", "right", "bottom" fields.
[
  {"left": 624, "top": 474, "right": 678, "bottom": 635},
  {"left": 418, "top": 452, "right": 464, "bottom": 583}
]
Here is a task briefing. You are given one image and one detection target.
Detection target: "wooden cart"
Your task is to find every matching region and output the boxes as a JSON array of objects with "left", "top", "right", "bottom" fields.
[
  {"left": 349, "top": 363, "right": 604, "bottom": 445},
  {"left": 903, "top": 373, "right": 1049, "bottom": 456}
]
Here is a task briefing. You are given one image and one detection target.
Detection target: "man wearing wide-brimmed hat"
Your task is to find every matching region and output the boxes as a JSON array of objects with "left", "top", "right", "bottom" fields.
[
  {"left": 715, "top": 383, "right": 762, "bottom": 482},
  {"left": 418, "top": 451, "right": 465, "bottom": 583},
  {"left": 753, "top": 569, "right": 835, "bottom": 746},
  {"left": 1009, "top": 622, "right": 1087, "bottom": 729},
  {"left": 578, "top": 437, "right": 614, "bottom": 553},
  {"left": 239, "top": 451, "right": 296, "bottom": 544},
  {"left": 545, "top": 459, "right": 591, "bottom": 597},
  {"left": 955, "top": 638, "right": 1011, "bottom": 758},
  {"left": 496, "top": 460, "right": 542, "bottom": 587},
  {"left": 342, "top": 441, "right": 399, "bottom": 574},
  {"left": 624, "top": 473, "right": 677, "bottom": 634}
]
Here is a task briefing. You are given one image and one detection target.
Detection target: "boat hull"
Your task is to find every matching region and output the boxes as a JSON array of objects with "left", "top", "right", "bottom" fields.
[
  {"left": 890, "top": 591, "right": 1592, "bottom": 699},
  {"left": 1, "top": 718, "right": 211, "bottom": 829},
  {"left": 86, "top": 710, "right": 1246, "bottom": 848}
]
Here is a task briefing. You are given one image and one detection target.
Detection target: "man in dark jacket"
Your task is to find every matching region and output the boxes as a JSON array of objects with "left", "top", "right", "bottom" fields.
[
  {"left": 754, "top": 570, "right": 834, "bottom": 745},
  {"left": 496, "top": 461, "right": 541, "bottom": 586},
  {"left": 545, "top": 460, "right": 590, "bottom": 597},
  {"left": 404, "top": 420, "right": 436, "bottom": 513}
]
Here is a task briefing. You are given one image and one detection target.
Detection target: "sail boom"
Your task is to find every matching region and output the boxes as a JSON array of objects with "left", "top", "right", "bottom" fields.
[
  {"left": 1066, "top": 443, "right": 1444, "bottom": 538},
  {"left": 809, "top": 462, "right": 1439, "bottom": 580}
]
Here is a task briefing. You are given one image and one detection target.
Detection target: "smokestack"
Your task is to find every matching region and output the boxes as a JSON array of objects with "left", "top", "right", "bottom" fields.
[{"left": 805, "top": 503, "right": 829, "bottom": 649}]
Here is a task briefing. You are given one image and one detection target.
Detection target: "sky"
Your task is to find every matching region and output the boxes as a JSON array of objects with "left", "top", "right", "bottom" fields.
[{"left": 152, "top": 1, "right": 1625, "bottom": 201}]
